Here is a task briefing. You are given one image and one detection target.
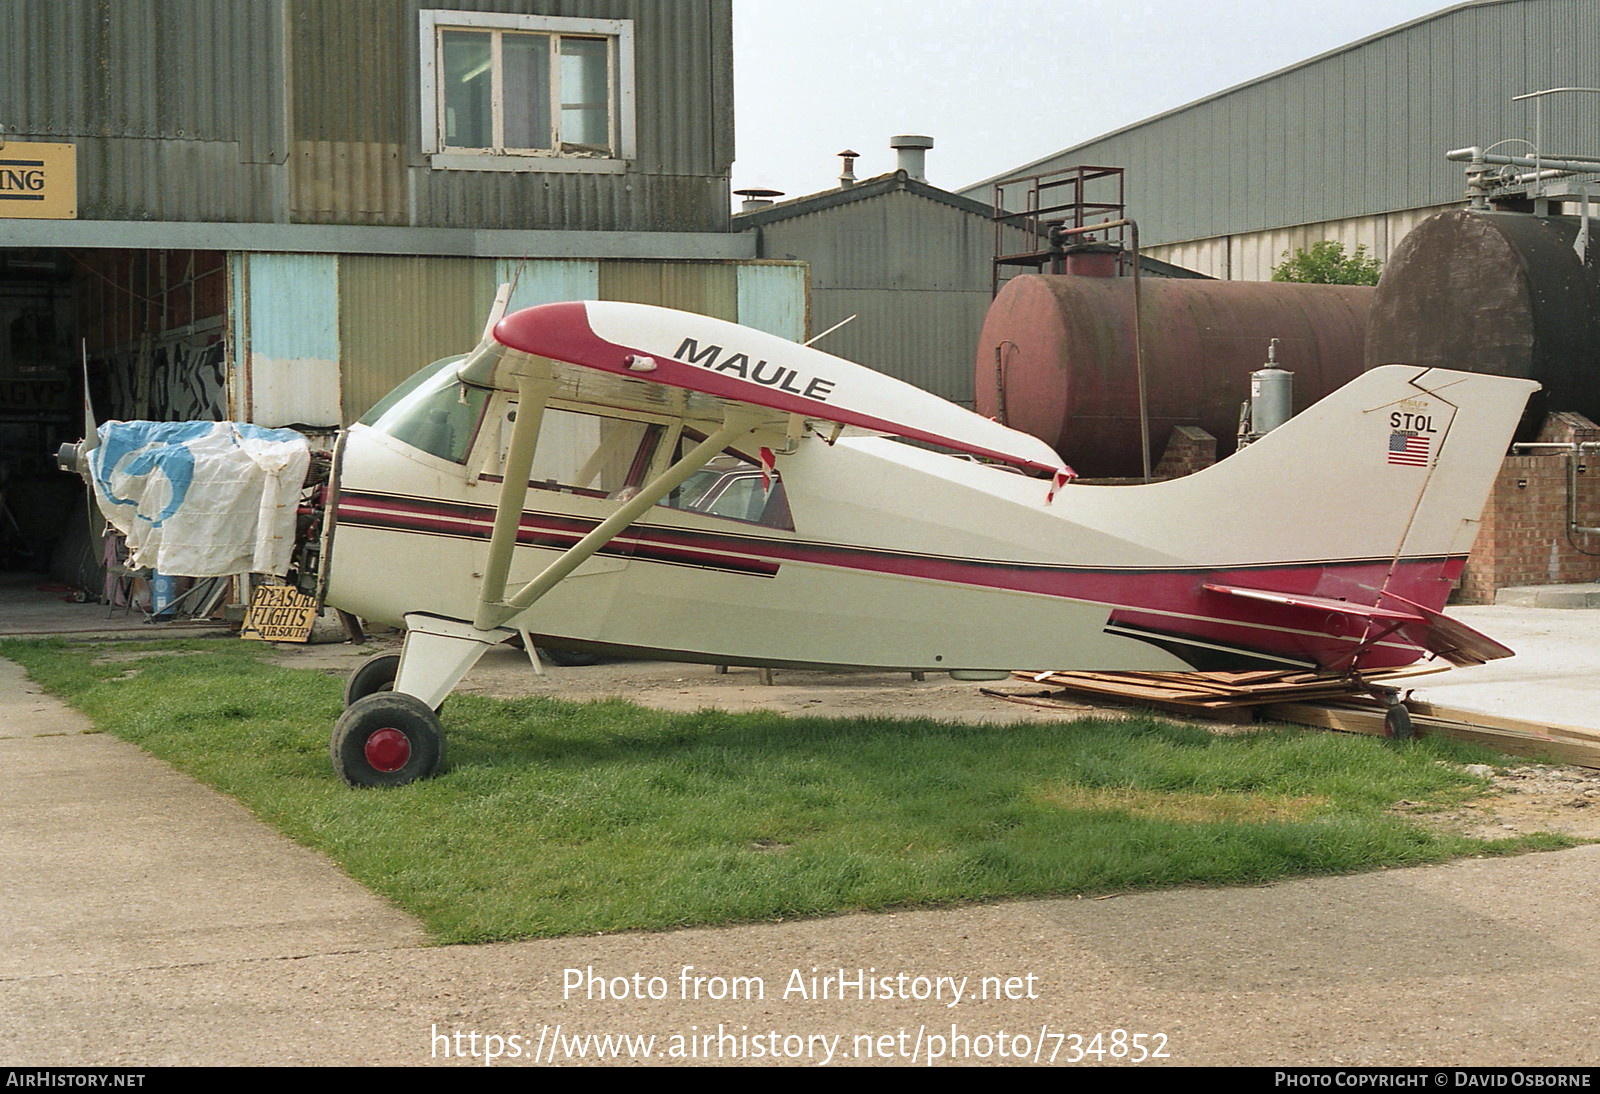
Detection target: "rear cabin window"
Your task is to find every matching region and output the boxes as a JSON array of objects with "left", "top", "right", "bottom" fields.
[{"left": 660, "top": 444, "right": 793, "bottom": 530}]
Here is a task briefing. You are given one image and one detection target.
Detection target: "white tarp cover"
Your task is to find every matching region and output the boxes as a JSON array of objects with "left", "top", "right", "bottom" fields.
[{"left": 89, "top": 421, "right": 311, "bottom": 577}]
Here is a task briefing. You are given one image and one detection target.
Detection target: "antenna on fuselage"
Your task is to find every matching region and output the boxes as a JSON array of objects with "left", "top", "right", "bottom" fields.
[
  {"left": 803, "top": 314, "right": 857, "bottom": 347},
  {"left": 481, "top": 283, "right": 513, "bottom": 343}
]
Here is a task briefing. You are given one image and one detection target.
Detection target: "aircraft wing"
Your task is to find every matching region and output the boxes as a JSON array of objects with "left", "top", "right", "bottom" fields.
[{"left": 468, "top": 300, "right": 1066, "bottom": 472}]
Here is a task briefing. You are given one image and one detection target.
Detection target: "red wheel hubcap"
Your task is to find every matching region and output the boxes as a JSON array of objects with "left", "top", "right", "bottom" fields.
[{"left": 364, "top": 728, "right": 412, "bottom": 772}]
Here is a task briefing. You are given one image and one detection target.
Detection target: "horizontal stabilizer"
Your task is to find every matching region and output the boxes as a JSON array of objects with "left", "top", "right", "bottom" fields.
[
  {"left": 1203, "top": 583, "right": 1424, "bottom": 623},
  {"left": 1203, "top": 583, "right": 1512, "bottom": 667},
  {"left": 1381, "top": 592, "right": 1515, "bottom": 666}
]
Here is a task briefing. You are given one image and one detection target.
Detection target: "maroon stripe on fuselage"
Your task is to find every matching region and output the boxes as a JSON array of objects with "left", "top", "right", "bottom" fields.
[
  {"left": 335, "top": 488, "right": 1458, "bottom": 669},
  {"left": 338, "top": 491, "right": 780, "bottom": 578}
]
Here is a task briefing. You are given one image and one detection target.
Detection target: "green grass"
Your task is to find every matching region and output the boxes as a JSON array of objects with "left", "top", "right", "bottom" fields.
[{"left": 0, "top": 637, "right": 1570, "bottom": 943}]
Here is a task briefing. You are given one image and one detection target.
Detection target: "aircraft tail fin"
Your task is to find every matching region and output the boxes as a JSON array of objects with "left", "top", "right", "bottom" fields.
[
  {"left": 1152, "top": 365, "right": 1536, "bottom": 590},
  {"left": 1090, "top": 365, "right": 1536, "bottom": 670}
]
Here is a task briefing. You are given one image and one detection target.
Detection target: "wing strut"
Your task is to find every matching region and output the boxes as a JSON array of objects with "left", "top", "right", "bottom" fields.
[
  {"left": 475, "top": 407, "right": 763, "bottom": 631},
  {"left": 474, "top": 372, "right": 555, "bottom": 631}
]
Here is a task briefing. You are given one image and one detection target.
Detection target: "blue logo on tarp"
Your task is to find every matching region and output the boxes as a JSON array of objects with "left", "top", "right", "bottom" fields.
[{"left": 92, "top": 421, "right": 214, "bottom": 528}]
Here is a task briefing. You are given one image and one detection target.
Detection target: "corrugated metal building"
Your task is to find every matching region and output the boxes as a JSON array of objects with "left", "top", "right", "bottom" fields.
[
  {"left": 0, "top": 0, "right": 804, "bottom": 575},
  {"left": 4, "top": 0, "right": 738, "bottom": 232},
  {"left": 734, "top": 152, "right": 1202, "bottom": 407},
  {"left": 734, "top": 168, "right": 1009, "bottom": 406},
  {"left": 961, "top": 0, "right": 1599, "bottom": 280}
]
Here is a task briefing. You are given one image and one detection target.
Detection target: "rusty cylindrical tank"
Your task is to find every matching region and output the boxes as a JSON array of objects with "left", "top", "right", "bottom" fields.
[
  {"left": 976, "top": 275, "right": 1373, "bottom": 478},
  {"left": 1365, "top": 209, "right": 1600, "bottom": 436}
]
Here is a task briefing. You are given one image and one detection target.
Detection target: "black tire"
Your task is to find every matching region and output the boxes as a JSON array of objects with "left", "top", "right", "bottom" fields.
[
  {"left": 330, "top": 693, "right": 444, "bottom": 788},
  {"left": 344, "top": 652, "right": 400, "bottom": 707},
  {"left": 1384, "top": 704, "right": 1413, "bottom": 740},
  {"left": 539, "top": 647, "right": 603, "bottom": 667}
]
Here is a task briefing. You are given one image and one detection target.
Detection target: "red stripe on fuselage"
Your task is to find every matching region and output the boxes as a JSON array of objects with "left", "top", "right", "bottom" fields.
[
  {"left": 338, "top": 491, "right": 780, "bottom": 577},
  {"left": 336, "top": 489, "right": 1458, "bottom": 670}
]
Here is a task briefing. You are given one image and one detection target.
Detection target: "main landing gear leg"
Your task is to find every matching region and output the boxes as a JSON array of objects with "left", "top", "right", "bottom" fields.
[{"left": 330, "top": 615, "right": 513, "bottom": 787}]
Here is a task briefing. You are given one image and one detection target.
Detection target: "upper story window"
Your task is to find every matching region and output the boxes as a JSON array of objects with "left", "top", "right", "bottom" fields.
[{"left": 419, "top": 10, "right": 636, "bottom": 174}]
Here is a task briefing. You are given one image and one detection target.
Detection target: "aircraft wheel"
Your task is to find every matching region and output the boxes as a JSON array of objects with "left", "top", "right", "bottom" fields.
[
  {"left": 1384, "top": 704, "right": 1413, "bottom": 740},
  {"left": 344, "top": 652, "right": 400, "bottom": 707},
  {"left": 330, "top": 693, "right": 444, "bottom": 788}
]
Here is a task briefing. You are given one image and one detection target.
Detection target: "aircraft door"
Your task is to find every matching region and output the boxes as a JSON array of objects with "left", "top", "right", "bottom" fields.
[{"left": 475, "top": 396, "right": 666, "bottom": 602}]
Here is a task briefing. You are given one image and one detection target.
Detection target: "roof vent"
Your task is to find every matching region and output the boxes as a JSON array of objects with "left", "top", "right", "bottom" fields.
[
  {"left": 838, "top": 149, "right": 859, "bottom": 189},
  {"left": 734, "top": 187, "right": 784, "bottom": 212},
  {"left": 890, "top": 135, "right": 933, "bottom": 182}
]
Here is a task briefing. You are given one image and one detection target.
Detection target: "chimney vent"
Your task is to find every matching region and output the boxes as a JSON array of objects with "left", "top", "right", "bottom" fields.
[
  {"left": 889, "top": 134, "right": 933, "bottom": 182},
  {"left": 838, "top": 149, "right": 859, "bottom": 188},
  {"left": 734, "top": 187, "right": 784, "bottom": 212}
]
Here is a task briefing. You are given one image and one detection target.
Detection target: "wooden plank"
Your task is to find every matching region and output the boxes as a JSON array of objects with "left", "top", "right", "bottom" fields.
[
  {"left": 1259, "top": 700, "right": 1600, "bottom": 769},
  {"left": 986, "top": 688, "right": 1257, "bottom": 724},
  {"left": 1401, "top": 700, "right": 1600, "bottom": 746},
  {"left": 1260, "top": 701, "right": 1390, "bottom": 737},
  {"left": 1010, "top": 676, "right": 1408, "bottom": 709},
  {"left": 996, "top": 660, "right": 1600, "bottom": 768}
]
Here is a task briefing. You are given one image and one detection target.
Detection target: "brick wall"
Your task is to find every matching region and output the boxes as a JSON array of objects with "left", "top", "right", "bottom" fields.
[
  {"left": 1079, "top": 426, "right": 1219, "bottom": 485},
  {"left": 1457, "top": 412, "right": 1600, "bottom": 604},
  {"left": 1153, "top": 425, "right": 1218, "bottom": 481}
]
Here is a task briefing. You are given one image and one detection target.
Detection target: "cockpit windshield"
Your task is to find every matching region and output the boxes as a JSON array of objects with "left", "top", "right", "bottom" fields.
[{"left": 359, "top": 356, "right": 490, "bottom": 464}]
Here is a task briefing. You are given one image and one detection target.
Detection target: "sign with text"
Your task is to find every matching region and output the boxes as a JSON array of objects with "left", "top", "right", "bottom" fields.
[
  {"left": 240, "top": 584, "right": 319, "bottom": 643},
  {"left": 0, "top": 142, "right": 76, "bottom": 219}
]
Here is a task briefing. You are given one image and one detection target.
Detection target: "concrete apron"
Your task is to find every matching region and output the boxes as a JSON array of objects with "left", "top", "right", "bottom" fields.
[
  {"left": 1407, "top": 605, "right": 1600, "bottom": 731},
  {"left": 0, "top": 657, "right": 427, "bottom": 982},
  {"left": 7, "top": 615, "right": 1600, "bottom": 1063}
]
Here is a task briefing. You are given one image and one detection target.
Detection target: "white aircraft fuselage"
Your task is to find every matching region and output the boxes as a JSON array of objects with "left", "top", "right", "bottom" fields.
[
  {"left": 69, "top": 297, "right": 1539, "bottom": 786},
  {"left": 317, "top": 301, "right": 1534, "bottom": 681}
]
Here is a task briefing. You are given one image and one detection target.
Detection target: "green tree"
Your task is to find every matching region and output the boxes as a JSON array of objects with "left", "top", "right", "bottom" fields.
[{"left": 1270, "top": 240, "right": 1382, "bottom": 286}]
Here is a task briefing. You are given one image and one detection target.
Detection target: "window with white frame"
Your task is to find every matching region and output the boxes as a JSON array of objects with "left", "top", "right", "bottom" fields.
[{"left": 420, "top": 10, "right": 636, "bottom": 171}]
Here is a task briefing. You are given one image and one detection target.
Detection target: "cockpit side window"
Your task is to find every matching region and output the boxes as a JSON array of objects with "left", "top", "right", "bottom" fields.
[
  {"left": 473, "top": 399, "right": 792, "bottom": 527},
  {"left": 361, "top": 357, "right": 490, "bottom": 464},
  {"left": 493, "top": 402, "right": 659, "bottom": 498}
]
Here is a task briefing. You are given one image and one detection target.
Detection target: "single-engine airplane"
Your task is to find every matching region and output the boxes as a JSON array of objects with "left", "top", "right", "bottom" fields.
[{"left": 64, "top": 292, "right": 1539, "bottom": 787}]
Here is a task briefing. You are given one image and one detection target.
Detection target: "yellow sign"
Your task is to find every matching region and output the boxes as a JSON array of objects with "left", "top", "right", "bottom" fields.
[
  {"left": 240, "top": 584, "right": 320, "bottom": 643},
  {"left": 0, "top": 142, "right": 76, "bottom": 220}
]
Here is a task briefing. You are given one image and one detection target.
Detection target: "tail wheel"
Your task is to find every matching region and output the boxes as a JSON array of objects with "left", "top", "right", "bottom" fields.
[
  {"left": 344, "top": 652, "right": 400, "bottom": 707},
  {"left": 1384, "top": 704, "right": 1414, "bottom": 740},
  {"left": 331, "top": 693, "right": 444, "bottom": 788}
]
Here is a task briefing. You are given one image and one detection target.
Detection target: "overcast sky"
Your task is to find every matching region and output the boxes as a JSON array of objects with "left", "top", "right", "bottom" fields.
[{"left": 730, "top": 0, "right": 1456, "bottom": 198}]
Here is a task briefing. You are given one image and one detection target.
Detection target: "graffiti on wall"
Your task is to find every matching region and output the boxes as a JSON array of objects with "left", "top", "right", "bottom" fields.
[{"left": 98, "top": 336, "right": 226, "bottom": 422}]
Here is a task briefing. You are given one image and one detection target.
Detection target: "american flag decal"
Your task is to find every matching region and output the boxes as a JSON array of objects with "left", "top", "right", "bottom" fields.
[{"left": 1388, "top": 431, "right": 1431, "bottom": 466}]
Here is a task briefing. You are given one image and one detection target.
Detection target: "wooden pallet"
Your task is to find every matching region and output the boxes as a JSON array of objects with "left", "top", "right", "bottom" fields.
[
  {"left": 1005, "top": 664, "right": 1447, "bottom": 709},
  {"left": 983, "top": 666, "right": 1600, "bottom": 769}
]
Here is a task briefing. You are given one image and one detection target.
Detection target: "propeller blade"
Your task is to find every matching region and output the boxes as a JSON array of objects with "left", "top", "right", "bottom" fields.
[{"left": 81, "top": 340, "right": 100, "bottom": 455}]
